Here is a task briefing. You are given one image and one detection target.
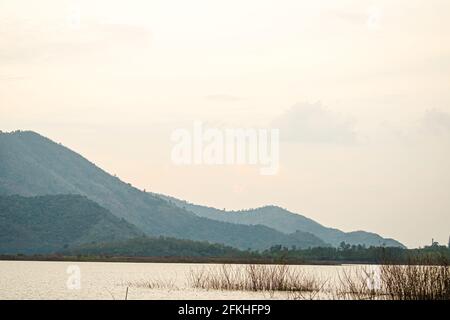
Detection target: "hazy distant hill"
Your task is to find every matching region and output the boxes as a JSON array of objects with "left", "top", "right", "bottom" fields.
[
  {"left": 159, "top": 196, "right": 405, "bottom": 248},
  {"left": 0, "top": 194, "right": 141, "bottom": 254},
  {"left": 0, "top": 130, "right": 326, "bottom": 250}
]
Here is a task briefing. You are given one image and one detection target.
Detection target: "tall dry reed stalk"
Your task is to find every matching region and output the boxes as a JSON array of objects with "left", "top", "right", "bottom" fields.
[
  {"left": 188, "top": 264, "right": 326, "bottom": 294},
  {"left": 337, "top": 256, "right": 450, "bottom": 300},
  {"left": 380, "top": 258, "right": 449, "bottom": 300},
  {"left": 188, "top": 258, "right": 449, "bottom": 300}
]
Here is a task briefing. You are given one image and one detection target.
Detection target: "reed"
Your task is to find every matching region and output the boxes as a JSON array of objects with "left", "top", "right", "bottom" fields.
[
  {"left": 337, "top": 256, "right": 450, "bottom": 300},
  {"left": 380, "top": 257, "right": 449, "bottom": 300},
  {"left": 122, "top": 278, "right": 177, "bottom": 290},
  {"left": 188, "top": 257, "right": 449, "bottom": 300},
  {"left": 188, "top": 264, "right": 325, "bottom": 294}
]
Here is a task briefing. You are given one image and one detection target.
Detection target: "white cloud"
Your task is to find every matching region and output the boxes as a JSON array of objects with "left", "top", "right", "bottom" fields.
[
  {"left": 366, "top": 108, "right": 450, "bottom": 145},
  {"left": 0, "top": 20, "right": 152, "bottom": 65},
  {"left": 420, "top": 109, "right": 450, "bottom": 136},
  {"left": 366, "top": 6, "right": 383, "bottom": 31},
  {"left": 272, "top": 102, "right": 357, "bottom": 144},
  {"left": 205, "top": 94, "right": 242, "bottom": 102}
]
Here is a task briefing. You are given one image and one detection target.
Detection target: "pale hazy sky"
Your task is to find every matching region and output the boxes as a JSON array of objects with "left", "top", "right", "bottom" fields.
[{"left": 1, "top": 0, "right": 450, "bottom": 248}]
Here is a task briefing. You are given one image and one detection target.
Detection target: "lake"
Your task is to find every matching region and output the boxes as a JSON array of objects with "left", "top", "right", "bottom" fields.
[{"left": 0, "top": 260, "right": 373, "bottom": 300}]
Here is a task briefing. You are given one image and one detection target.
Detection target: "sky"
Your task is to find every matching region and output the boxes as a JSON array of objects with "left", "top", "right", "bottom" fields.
[{"left": 1, "top": 0, "right": 450, "bottom": 248}]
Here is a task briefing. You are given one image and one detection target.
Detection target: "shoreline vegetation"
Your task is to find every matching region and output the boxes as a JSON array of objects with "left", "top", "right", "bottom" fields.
[
  {"left": 0, "top": 254, "right": 345, "bottom": 265},
  {"left": 187, "top": 259, "right": 450, "bottom": 300},
  {"left": 1, "top": 239, "right": 448, "bottom": 266}
]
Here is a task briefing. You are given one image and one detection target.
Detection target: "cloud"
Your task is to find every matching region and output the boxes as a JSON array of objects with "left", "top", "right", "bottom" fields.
[
  {"left": 420, "top": 109, "right": 450, "bottom": 136},
  {"left": 271, "top": 102, "right": 357, "bottom": 144},
  {"left": 0, "top": 74, "right": 26, "bottom": 81},
  {"left": 366, "top": 108, "right": 450, "bottom": 146},
  {"left": 0, "top": 20, "right": 152, "bottom": 65},
  {"left": 331, "top": 5, "right": 383, "bottom": 31},
  {"left": 205, "top": 94, "right": 242, "bottom": 102},
  {"left": 334, "top": 11, "right": 366, "bottom": 25}
]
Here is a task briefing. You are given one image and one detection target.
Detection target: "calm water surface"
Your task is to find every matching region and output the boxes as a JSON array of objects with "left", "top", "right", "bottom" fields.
[{"left": 0, "top": 260, "right": 370, "bottom": 300}]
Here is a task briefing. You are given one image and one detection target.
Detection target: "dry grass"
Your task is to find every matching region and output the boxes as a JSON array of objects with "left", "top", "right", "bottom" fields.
[
  {"left": 336, "top": 257, "right": 450, "bottom": 300},
  {"left": 121, "top": 278, "right": 177, "bottom": 290},
  {"left": 188, "top": 264, "right": 326, "bottom": 296},
  {"left": 380, "top": 260, "right": 449, "bottom": 300},
  {"left": 336, "top": 266, "right": 384, "bottom": 300},
  {"left": 117, "top": 256, "right": 449, "bottom": 300},
  {"left": 188, "top": 258, "right": 449, "bottom": 300}
]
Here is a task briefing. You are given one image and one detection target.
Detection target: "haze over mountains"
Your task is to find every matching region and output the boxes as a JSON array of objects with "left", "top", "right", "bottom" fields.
[
  {"left": 0, "top": 130, "right": 405, "bottom": 254},
  {"left": 159, "top": 196, "right": 403, "bottom": 248}
]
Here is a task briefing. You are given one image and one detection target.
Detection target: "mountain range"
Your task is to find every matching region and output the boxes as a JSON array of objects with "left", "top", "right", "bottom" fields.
[
  {"left": 0, "top": 130, "right": 405, "bottom": 254},
  {"left": 158, "top": 196, "right": 403, "bottom": 248}
]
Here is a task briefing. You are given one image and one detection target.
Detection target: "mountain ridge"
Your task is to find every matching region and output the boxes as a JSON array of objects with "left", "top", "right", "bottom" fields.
[
  {"left": 0, "top": 130, "right": 327, "bottom": 250},
  {"left": 157, "top": 196, "right": 405, "bottom": 248}
]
